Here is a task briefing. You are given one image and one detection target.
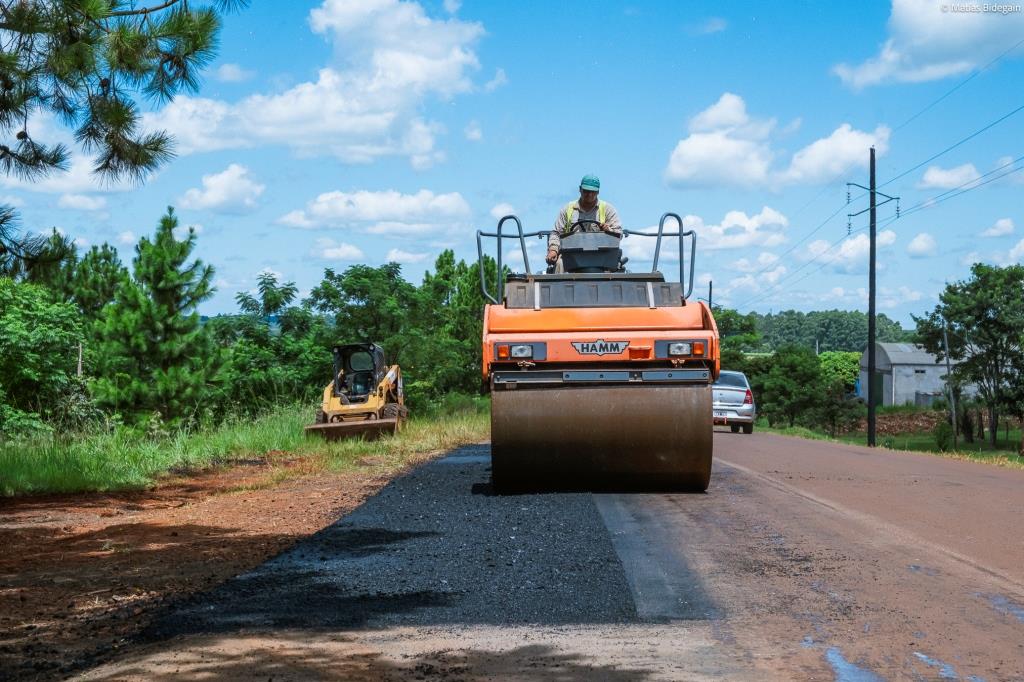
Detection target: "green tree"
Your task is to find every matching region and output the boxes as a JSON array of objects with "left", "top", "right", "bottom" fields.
[
  {"left": 92, "top": 207, "right": 220, "bottom": 422},
  {"left": 72, "top": 243, "right": 128, "bottom": 320},
  {"left": 235, "top": 271, "right": 298, "bottom": 319},
  {"left": 818, "top": 351, "right": 861, "bottom": 390},
  {"left": 306, "top": 263, "right": 418, "bottom": 364},
  {"left": 914, "top": 264, "right": 1024, "bottom": 447},
  {"left": 759, "top": 345, "right": 822, "bottom": 427},
  {"left": 409, "top": 251, "right": 493, "bottom": 397},
  {"left": 0, "top": 277, "right": 83, "bottom": 435},
  {"left": 0, "top": 0, "right": 247, "bottom": 268}
]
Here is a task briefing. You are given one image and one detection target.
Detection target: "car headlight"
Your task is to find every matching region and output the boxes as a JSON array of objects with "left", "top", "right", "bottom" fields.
[
  {"left": 668, "top": 342, "right": 692, "bottom": 356},
  {"left": 510, "top": 344, "right": 533, "bottom": 358}
]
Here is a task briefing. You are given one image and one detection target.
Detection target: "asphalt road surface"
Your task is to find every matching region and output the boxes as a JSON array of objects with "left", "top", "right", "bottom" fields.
[{"left": 81, "top": 432, "right": 1024, "bottom": 681}]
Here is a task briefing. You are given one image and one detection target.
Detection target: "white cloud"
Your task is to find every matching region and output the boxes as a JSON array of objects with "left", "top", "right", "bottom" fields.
[
  {"left": 694, "top": 206, "right": 789, "bottom": 251},
  {"left": 917, "top": 163, "right": 980, "bottom": 189},
  {"left": 117, "top": 231, "right": 136, "bottom": 245},
  {"left": 833, "top": 0, "right": 1024, "bottom": 89},
  {"left": 386, "top": 248, "right": 429, "bottom": 263},
  {"left": 730, "top": 252, "right": 779, "bottom": 272},
  {"left": 780, "top": 124, "right": 891, "bottom": 185},
  {"left": 623, "top": 207, "right": 789, "bottom": 266},
  {"left": 73, "top": 237, "right": 89, "bottom": 248},
  {"left": 443, "top": 0, "right": 461, "bottom": 13},
  {"left": 312, "top": 238, "right": 365, "bottom": 261},
  {"left": 214, "top": 63, "right": 255, "bottom": 82},
  {"left": 490, "top": 202, "right": 516, "bottom": 219},
  {"left": 280, "top": 188, "right": 471, "bottom": 229},
  {"left": 994, "top": 156, "right": 1024, "bottom": 185},
  {"left": 1009, "top": 239, "right": 1024, "bottom": 263},
  {"left": 464, "top": 120, "right": 483, "bottom": 141},
  {"left": 665, "top": 93, "right": 889, "bottom": 188},
  {"left": 666, "top": 131, "right": 773, "bottom": 188},
  {"left": 57, "top": 194, "right": 106, "bottom": 211},
  {"left": 688, "top": 17, "right": 727, "bottom": 35},
  {"left": 144, "top": 0, "right": 484, "bottom": 168},
  {"left": 484, "top": 67, "right": 508, "bottom": 92},
  {"left": 906, "top": 232, "right": 937, "bottom": 257},
  {"left": 1, "top": 194, "right": 24, "bottom": 207},
  {"left": 688, "top": 93, "right": 760, "bottom": 134},
  {"left": 806, "top": 229, "right": 898, "bottom": 273},
  {"left": 981, "top": 217, "right": 1014, "bottom": 237},
  {"left": 879, "top": 285, "right": 924, "bottom": 308},
  {"left": 179, "top": 164, "right": 265, "bottom": 213}
]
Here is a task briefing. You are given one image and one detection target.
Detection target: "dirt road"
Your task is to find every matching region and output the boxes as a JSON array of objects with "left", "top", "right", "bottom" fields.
[{"left": 57, "top": 433, "right": 1024, "bottom": 679}]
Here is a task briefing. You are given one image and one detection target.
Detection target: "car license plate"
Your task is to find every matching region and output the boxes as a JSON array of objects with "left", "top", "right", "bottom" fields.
[{"left": 714, "top": 411, "right": 726, "bottom": 418}]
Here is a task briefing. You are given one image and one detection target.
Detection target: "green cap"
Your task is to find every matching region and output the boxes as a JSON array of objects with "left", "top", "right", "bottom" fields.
[{"left": 580, "top": 174, "right": 600, "bottom": 192}]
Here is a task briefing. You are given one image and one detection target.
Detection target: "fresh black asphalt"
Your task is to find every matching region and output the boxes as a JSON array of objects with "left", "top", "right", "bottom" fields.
[{"left": 149, "top": 444, "right": 667, "bottom": 637}]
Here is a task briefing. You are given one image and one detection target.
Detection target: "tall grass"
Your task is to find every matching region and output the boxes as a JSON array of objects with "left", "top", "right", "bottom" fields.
[{"left": 0, "top": 399, "right": 490, "bottom": 497}]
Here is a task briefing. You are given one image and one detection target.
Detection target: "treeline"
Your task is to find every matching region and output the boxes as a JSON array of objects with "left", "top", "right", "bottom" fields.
[
  {"left": 0, "top": 208, "right": 494, "bottom": 439},
  {"left": 714, "top": 307, "right": 913, "bottom": 354}
]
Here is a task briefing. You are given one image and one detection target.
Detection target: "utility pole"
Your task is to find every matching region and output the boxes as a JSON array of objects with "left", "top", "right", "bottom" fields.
[
  {"left": 942, "top": 321, "right": 958, "bottom": 448},
  {"left": 868, "top": 148, "right": 877, "bottom": 447},
  {"left": 708, "top": 281, "right": 713, "bottom": 309},
  {"left": 847, "top": 147, "right": 899, "bottom": 448}
]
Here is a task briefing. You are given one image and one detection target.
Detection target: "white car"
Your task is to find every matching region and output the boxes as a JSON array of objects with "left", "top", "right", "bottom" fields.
[{"left": 713, "top": 370, "right": 756, "bottom": 434}]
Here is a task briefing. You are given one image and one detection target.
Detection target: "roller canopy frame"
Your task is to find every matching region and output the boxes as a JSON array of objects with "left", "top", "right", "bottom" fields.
[{"left": 476, "top": 213, "right": 697, "bottom": 304}]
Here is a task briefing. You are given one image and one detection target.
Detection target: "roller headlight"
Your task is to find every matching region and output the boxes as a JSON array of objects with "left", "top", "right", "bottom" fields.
[
  {"left": 668, "top": 342, "right": 692, "bottom": 356},
  {"left": 510, "top": 344, "right": 534, "bottom": 358}
]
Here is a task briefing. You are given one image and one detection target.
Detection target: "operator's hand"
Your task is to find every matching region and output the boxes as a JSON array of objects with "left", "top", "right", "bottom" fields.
[
  {"left": 545, "top": 248, "right": 559, "bottom": 265},
  {"left": 600, "top": 222, "right": 612, "bottom": 233}
]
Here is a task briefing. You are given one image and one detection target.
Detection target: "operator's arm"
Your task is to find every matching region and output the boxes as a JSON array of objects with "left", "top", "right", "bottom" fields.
[
  {"left": 547, "top": 210, "right": 568, "bottom": 262},
  {"left": 603, "top": 203, "right": 623, "bottom": 238}
]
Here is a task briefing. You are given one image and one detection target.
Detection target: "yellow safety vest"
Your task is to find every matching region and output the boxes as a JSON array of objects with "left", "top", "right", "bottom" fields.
[{"left": 564, "top": 200, "right": 606, "bottom": 231}]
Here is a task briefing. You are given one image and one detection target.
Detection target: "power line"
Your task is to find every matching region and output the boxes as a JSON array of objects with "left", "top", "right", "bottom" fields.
[
  {"left": 738, "top": 156, "right": 1024, "bottom": 310},
  {"left": 878, "top": 101, "right": 1024, "bottom": 190},
  {"left": 892, "top": 36, "right": 1024, "bottom": 133}
]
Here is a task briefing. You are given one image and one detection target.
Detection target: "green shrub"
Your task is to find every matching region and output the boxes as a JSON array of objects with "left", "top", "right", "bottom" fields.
[{"left": 933, "top": 420, "right": 953, "bottom": 452}]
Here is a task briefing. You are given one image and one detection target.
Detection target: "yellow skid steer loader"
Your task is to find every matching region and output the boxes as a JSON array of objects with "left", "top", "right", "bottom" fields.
[{"left": 305, "top": 343, "right": 408, "bottom": 440}]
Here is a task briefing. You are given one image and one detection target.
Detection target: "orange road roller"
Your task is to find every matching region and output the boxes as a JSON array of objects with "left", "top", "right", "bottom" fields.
[{"left": 478, "top": 214, "right": 720, "bottom": 492}]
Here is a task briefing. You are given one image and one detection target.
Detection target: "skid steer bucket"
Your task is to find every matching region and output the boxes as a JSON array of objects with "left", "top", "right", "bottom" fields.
[{"left": 304, "top": 418, "right": 401, "bottom": 441}]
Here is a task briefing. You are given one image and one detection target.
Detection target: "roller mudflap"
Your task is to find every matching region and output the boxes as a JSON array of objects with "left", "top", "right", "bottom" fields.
[{"left": 490, "top": 384, "right": 712, "bottom": 492}]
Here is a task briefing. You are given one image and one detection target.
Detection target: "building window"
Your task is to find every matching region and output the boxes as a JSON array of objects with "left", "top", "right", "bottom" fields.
[{"left": 914, "top": 369, "right": 925, "bottom": 374}]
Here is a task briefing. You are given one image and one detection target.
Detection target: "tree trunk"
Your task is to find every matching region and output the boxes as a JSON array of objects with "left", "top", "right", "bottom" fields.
[
  {"left": 976, "top": 408, "right": 985, "bottom": 440},
  {"left": 961, "top": 410, "right": 974, "bottom": 443},
  {"left": 988, "top": 406, "right": 998, "bottom": 448}
]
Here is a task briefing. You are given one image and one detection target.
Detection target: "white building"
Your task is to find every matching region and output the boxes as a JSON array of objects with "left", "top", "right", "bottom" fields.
[{"left": 857, "top": 342, "right": 959, "bottom": 407}]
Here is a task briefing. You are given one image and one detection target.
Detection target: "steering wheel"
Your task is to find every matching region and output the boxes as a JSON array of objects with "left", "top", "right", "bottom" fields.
[{"left": 566, "top": 219, "right": 603, "bottom": 235}]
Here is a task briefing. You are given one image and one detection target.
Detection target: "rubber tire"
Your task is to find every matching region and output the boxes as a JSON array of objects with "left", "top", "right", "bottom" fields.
[
  {"left": 730, "top": 424, "right": 740, "bottom": 433},
  {"left": 743, "top": 423, "right": 754, "bottom": 434},
  {"left": 381, "top": 403, "right": 407, "bottom": 432}
]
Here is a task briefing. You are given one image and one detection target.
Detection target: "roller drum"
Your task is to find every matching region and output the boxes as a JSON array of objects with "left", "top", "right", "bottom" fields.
[{"left": 490, "top": 384, "right": 712, "bottom": 492}]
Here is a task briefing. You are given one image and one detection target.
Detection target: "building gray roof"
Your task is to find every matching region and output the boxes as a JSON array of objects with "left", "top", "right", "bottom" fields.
[{"left": 861, "top": 342, "right": 941, "bottom": 368}]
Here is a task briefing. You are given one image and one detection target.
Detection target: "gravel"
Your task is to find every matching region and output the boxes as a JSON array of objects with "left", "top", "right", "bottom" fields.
[{"left": 149, "top": 444, "right": 638, "bottom": 637}]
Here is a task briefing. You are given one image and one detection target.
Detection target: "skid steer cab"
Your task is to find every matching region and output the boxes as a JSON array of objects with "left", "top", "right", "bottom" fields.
[{"left": 304, "top": 343, "right": 408, "bottom": 441}]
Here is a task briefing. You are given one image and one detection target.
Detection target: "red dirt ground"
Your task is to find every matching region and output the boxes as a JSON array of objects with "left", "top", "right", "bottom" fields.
[{"left": 0, "top": 454, "right": 420, "bottom": 679}]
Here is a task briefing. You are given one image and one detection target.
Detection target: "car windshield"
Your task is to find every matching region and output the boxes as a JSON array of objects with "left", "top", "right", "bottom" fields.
[{"left": 715, "top": 372, "right": 747, "bottom": 388}]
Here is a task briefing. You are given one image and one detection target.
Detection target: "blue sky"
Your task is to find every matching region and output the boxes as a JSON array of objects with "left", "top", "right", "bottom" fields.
[{"left": 8, "top": 0, "right": 1024, "bottom": 325}]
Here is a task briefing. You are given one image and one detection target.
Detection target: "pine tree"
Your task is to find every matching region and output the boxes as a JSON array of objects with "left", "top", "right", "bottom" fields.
[
  {"left": 0, "top": 0, "right": 248, "bottom": 268},
  {"left": 92, "top": 207, "right": 220, "bottom": 422},
  {"left": 72, "top": 243, "right": 128, "bottom": 320}
]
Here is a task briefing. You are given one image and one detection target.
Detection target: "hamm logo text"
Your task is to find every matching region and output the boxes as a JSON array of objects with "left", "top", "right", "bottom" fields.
[{"left": 572, "top": 340, "right": 629, "bottom": 356}]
